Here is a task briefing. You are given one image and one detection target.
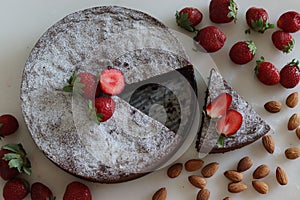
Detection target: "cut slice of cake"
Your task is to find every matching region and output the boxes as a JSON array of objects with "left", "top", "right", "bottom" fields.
[{"left": 196, "top": 68, "right": 271, "bottom": 154}]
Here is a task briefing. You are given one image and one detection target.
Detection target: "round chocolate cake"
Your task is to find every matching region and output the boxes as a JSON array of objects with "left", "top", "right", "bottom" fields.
[{"left": 21, "top": 6, "right": 198, "bottom": 183}]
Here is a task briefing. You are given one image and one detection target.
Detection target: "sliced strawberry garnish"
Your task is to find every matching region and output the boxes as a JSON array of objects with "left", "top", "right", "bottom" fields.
[
  {"left": 94, "top": 97, "right": 116, "bottom": 123},
  {"left": 99, "top": 68, "right": 125, "bottom": 95},
  {"left": 216, "top": 109, "right": 243, "bottom": 137},
  {"left": 206, "top": 93, "right": 232, "bottom": 118}
]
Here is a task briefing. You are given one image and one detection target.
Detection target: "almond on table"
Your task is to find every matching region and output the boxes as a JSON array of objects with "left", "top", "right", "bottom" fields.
[
  {"left": 167, "top": 163, "right": 183, "bottom": 178},
  {"left": 237, "top": 156, "right": 253, "bottom": 172},
  {"left": 201, "top": 162, "right": 220, "bottom": 178},
  {"left": 286, "top": 92, "right": 299, "bottom": 108},
  {"left": 184, "top": 159, "right": 204, "bottom": 172},
  {"left": 252, "top": 180, "right": 269, "bottom": 194},
  {"left": 253, "top": 164, "right": 270, "bottom": 179}
]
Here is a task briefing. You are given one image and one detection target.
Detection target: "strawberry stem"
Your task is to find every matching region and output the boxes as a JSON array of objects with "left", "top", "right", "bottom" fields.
[{"left": 228, "top": 0, "right": 238, "bottom": 23}]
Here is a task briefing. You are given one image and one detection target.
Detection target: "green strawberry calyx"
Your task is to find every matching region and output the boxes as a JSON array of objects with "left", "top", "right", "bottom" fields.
[
  {"left": 87, "top": 100, "right": 103, "bottom": 125},
  {"left": 283, "top": 39, "right": 295, "bottom": 54},
  {"left": 254, "top": 56, "right": 265, "bottom": 75},
  {"left": 288, "top": 59, "right": 300, "bottom": 69},
  {"left": 227, "top": 0, "right": 238, "bottom": 23},
  {"left": 2, "top": 143, "right": 32, "bottom": 175},
  {"left": 175, "top": 11, "right": 196, "bottom": 32},
  {"left": 63, "top": 71, "right": 84, "bottom": 96},
  {"left": 246, "top": 40, "right": 257, "bottom": 55},
  {"left": 245, "top": 17, "right": 274, "bottom": 34}
]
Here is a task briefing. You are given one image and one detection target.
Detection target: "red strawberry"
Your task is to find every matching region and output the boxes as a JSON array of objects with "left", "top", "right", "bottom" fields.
[
  {"left": 280, "top": 59, "right": 300, "bottom": 88},
  {"left": 100, "top": 68, "right": 125, "bottom": 95},
  {"left": 255, "top": 57, "right": 280, "bottom": 85},
  {"left": 94, "top": 97, "right": 116, "bottom": 122},
  {"left": 194, "top": 26, "right": 226, "bottom": 53},
  {"left": 63, "top": 71, "right": 97, "bottom": 99},
  {"left": 176, "top": 7, "right": 203, "bottom": 32},
  {"left": 31, "top": 182, "right": 55, "bottom": 200},
  {"left": 216, "top": 109, "right": 243, "bottom": 136},
  {"left": 229, "top": 40, "right": 256, "bottom": 65},
  {"left": 245, "top": 7, "right": 274, "bottom": 33},
  {"left": 206, "top": 93, "right": 232, "bottom": 118},
  {"left": 277, "top": 11, "right": 300, "bottom": 33},
  {"left": 0, "top": 114, "right": 19, "bottom": 139},
  {"left": 272, "top": 30, "right": 295, "bottom": 53},
  {"left": 209, "top": 0, "right": 238, "bottom": 23},
  {"left": 3, "top": 178, "right": 30, "bottom": 200},
  {"left": 0, "top": 144, "right": 31, "bottom": 180},
  {"left": 63, "top": 181, "right": 92, "bottom": 200}
]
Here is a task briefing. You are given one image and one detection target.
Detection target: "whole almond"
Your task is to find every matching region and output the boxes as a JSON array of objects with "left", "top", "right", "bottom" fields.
[
  {"left": 197, "top": 188, "right": 210, "bottom": 200},
  {"left": 253, "top": 164, "right": 270, "bottom": 179},
  {"left": 264, "top": 101, "right": 282, "bottom": 113},
  {"left": 288, "top": 113, "right": 300, "bottom": 130},
  {"left": 276, "top": 166, "right": 288, "bottom": 185},
  {"left": 167, "top": 163, "right": 183, "bottom": 178},
  {"left": 185, "top": 159, "right": 204, "bottom": 172},
  {"left": 262, "top": 135, "right": 275, "bottom": 154},
  {"left": 188, "top": 175, "right": 206, "bottom": 189},
  {"left": 296, "top": 127, "right": 300, "bottom": 140},
  {"left": 285, "top": 147, "right": 300, "bottom": 159},
  {"left": 223, "top": 197, "right": 232, "bottom": 200},
  {"left": 201, "top": 162, "right": 219, "bottom": 178},
  {"left": 286, "top": 92, "right": 299, "bottom": 108},
  {"left": 152, "top": 187, "right": 167, "bottom": 200},
  {"left": 224, "top": 170, "right": 243, "bottom": 182},
  {"left": 237, "top": 156, "right": 253, "bottom": 172},
  {"left": 228, "top": 182, "right": 248, "bottom": 193},
  {"left": 252, "top": 181, "right": 269, "bottom": 194}
]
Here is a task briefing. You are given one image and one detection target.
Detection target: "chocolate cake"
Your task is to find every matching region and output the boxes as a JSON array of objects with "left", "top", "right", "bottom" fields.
[
  {"left": 196, "top": 69, "right": 271, "bottom": 154},
  {"left": 20, "top": 6, "right": 198, "bottom": 183}
]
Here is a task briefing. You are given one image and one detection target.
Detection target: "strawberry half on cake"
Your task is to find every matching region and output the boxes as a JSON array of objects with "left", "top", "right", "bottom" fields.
[{"left": 196, "top": 69, "right": 271, "bottom": 154}]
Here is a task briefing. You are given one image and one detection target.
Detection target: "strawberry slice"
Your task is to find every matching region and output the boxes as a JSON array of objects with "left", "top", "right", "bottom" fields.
[
  {"left": 99, "top": 68, "right": 125, "bottom": 95},
  {"left": 216, "top": 109, "right": 243, "bottom": 137},
  {"left": 206, "top": 93, "right": 232, "bottom": 118}
]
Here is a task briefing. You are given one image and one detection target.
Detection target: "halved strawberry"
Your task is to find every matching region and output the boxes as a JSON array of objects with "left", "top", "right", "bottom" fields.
[
  {"left": 216, "top": 109, "right": 243, "bottom": 137},
  {"left": 100, "top": 68, "right": 125, "bottom": 95},
  {"left": 206, "top": 93, "right": 232, "bottom": 118}
]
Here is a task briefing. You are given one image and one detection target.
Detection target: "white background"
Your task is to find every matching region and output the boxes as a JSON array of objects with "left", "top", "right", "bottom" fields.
[{"left": 0, "top": 0, "right": 300, "bottom": 199}]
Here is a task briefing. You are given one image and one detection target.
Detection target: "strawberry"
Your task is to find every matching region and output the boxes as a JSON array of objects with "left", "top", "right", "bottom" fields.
[
  {"left": 176, "top": 7, "right": 203, "bottom": 32},
  {"left": 31, "top": 182, "right": 56, "bottom": 200},
  {"left": 216, "top": 109, "right": 243, "bottom": 136},
  {"left": 93, "top": 97, "right": 116, "bottom": 123},
  {"left": 280, "top": 59, "right": 300, "bottom": 88},
  {"left": 277, "top": 11, "right": 300, "bottom": 33},
  {"left": 194, "top": 26, "right": 226, "bottom": 53},
  {"left": 99, "top": 68, "right": 125, "bottom": 95},
  {"left": 229, "top": 40, "right": 256, "bottom": 65},
  {"left": 206, "top": 93, "right": 232, "bottom": 118},
  {"left": 245, "top": 7, "right": 274, "bottom": 34},
  {"left": 0, "top": 114, "right": 19, "bottom": 139},
  {"left": 0, "top": 143, "right": 31, "bottom": 180},
  {"left": 63, "top": 181, "right": 92, "bottom": 200},
  {"left": 255, "top": 57, "right": 280, "bottom": 85},
  {"left": 63, "top": 71, "right": 97, "bottom": 99},
  {"left": 272, "top": 30, "right": 295, "bottom": 53},
  {"left": 209, "top": 0, "right": 238, "bottom": 23},
  {"left": 3, "top": 178, "right": 30, "bottom": 200}
]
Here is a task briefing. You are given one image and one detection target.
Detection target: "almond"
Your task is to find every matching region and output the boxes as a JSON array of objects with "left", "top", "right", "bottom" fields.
[
  {"left": 228, "top": 182, "right": 247, "bottom": 193},
  {"left": 288, "top": 113, "right": 300, "bottom": 130},
  {"left": 167, "top": 163, "right": 182, "bottom": 178},
  {"left": 184, "top": 159, "right": 204, "bottom": 172},
  {"left": 196, "top": 188, "right": 210, "bottom": 200},
  {"left": 224, "top": 170, "right": 243, "bottom": 182},
  {"left": 276, "top": 166, "right": 288, "bottom": 185},
  {"left": 285, "top": 147, "right": 300, "bottom": 159},
  {"left": 286, "top": 92, "right": 299, "bottom": 108},
  {"left": 296, "top": 127, "right": 300, "bottom": 140},
  {"left": 253, "top": 164, "right": 270, "bottom": 179},
  {"left": 152, "top": 187, "right": 167, "bottom": 200},
  {"left": 264, "top": 101, "right": 282, "bottom": 113},
  {"left": 201, "top": 162, "right": 219, "bottom": 178},
  {"left": 252, "top": 181, "right": 269, "bottom": 194},
  {"left": 262, "top": 135, "right": 275, "bottom": 154},
  {"left": 188, "top": 175, "right": 206, "bottom": 189},
  {"left": 223, "top": 197, "right": 232, "bottom": 200},
  {"left": 237, "top": 156, "right": 253, "bottom": 172}
]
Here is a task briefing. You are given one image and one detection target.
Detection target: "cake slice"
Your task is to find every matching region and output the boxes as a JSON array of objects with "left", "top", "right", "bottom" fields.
[{"left": 196, "top": 68, "right": 271, "bottom": 154}]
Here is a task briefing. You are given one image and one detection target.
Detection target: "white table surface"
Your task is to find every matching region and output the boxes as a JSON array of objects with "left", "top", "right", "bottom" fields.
[{"left": 1, "top": 0, "right": 300, "bottom": 199}]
